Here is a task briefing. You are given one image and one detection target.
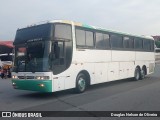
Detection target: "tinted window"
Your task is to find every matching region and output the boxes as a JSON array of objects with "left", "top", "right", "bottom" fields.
[
  {"left": 123, "top": 37, "right": 134, "bottom": 49},
  {"left": 96, "top": 33, "right": 104, "bottom": 49},
  {"left": 96, "top": 33, "right": 110, "bottom": 49},
  {"left": 86, "top": 31, "right": 94, "bottom": 47},
  {"left": 14, "top": 24, "right": 51, "bottom": 45},
  {"left": 135, "top": 38, "right": 143, "bottom": 49},
  {"left": 104, "top": 34, "right": 110, "bottom": 48},
  {"left": 143, "top": 39, "right": 151, "bottom": 51},
  {"left": 110, "top": 34, "right": 123, "bottom": 48},
  {"left": 76, "top": 28, "right": 94, "bottom": 48},
  {"left": 151, "top": 40, "right": 155, "bottom": 51},
  {"left": 76, "top": 29, "right": 85, "bottom": 46},
  {"left": 55, "top": 24, "right": 72, "bottom": 40},
  {"left": 57, "top": 42, "right": 64, "bottom": 58},
  {"left": 0, "top": 55, "right": 12, "bottom": 61}
]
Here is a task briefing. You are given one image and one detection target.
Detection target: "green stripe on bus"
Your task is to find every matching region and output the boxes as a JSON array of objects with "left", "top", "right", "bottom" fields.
[
  {"left": 12, "top": 80, "right": 52, "bottom": 92},
  {"left": 82, "top": 24, "right": 94, "bottom": 29}
]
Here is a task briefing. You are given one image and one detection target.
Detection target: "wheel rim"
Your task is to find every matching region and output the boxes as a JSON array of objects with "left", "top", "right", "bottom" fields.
[
  {"left": 78, "top": 77, "right": 86, "bottom": 91},
  {"left": 135, "top": 69, "right": 140, "bottom": 80},
  {"left": 141, "top": 69, "right": 145, "bottom": 79}
]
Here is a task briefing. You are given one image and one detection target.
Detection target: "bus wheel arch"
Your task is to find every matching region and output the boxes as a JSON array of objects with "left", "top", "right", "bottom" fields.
[{"left": 75, "top": 70, "right": 90, "bottom": 93}]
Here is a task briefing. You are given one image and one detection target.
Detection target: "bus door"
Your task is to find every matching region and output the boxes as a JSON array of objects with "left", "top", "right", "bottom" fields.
[{"left": 49, "top": 24, "right": 73, "bottom": 91}]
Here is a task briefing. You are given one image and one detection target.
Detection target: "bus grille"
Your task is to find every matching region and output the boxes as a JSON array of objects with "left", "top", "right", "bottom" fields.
[{"left": 18, "top": 76, "right": 35, "bottom": 79}]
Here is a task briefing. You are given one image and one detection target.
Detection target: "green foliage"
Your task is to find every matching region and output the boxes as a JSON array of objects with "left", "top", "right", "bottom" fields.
[{"left": 155, "top": 41, "right": 160, "bottom": 48}]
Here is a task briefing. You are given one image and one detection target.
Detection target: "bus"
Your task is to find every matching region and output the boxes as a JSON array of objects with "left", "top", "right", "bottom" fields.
[
  {"left": 11, "top": 20, "right": 155, "bottom": 93},
  {"left": 0, "top": 54, "right": 12, "bottom": 77},
  {"left": 155, "top": 48, "right": 160, "bottom": 53},
  {"left": 155, "top": 48, "right": 160, "bottom": 62}
]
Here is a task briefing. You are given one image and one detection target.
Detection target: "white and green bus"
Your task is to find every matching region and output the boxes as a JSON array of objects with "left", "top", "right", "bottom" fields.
[{"left": 12, "top": 20, "right": 155, "bottom": 93}]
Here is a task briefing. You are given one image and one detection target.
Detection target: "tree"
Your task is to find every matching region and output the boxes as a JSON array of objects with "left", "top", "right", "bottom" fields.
[{"left": 155, "top": 41, "right": 160, "bottom": 48}]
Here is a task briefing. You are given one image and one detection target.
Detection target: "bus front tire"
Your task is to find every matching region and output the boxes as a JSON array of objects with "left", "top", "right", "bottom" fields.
[{"left": 75, "top": 73, "right": 87, "bottom": 93}]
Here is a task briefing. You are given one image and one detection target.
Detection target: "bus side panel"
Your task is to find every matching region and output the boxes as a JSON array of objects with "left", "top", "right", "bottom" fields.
[
  {"left": 127, "top": 62, "right": 135, "bottom": 78},
  {"left": 65, "top": 64, "right": 83, "bottom": 90},
  {"left": 93, "top": 50, "right": 111, "bottom": 84},
  {"left": 135, "top": 52, "right": 155, "bottom": 74},
  {"left": 110, "top": 51, "right": 135, "bottom": 81},
  {"left": 108, "top": 62, "right": 119, "bottom": 81},
  {"left": 63, "top": 63, "right": 95, "bottom": 90},
  {"left": 53, "top": 76, "right": 65, "bottom": 92},
  {"left": 112, "top": 51, "right": 135, "bottom": 62},
  {"left": 94, "top": 63, "right": 108, "bottom": 84},
  {"left": 71, "top": 49, "right": 112, "bottom": 85},
  {"left": 119, "top": 62, "right": 135, "bottom": 79},
  {"left": 135, "top": 52, "right": 155, "bottom": 61}
]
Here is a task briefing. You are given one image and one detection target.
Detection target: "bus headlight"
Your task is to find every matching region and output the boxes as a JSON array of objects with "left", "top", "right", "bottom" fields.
[
  {"left": 38, "top": 83, "right": 45, "bottom": 87},
  {"left": 12, "top": 75, "right": 18, "bottom": 79},
  {"left": 35, "top": 76, "right": 50, "bottom": 80}
]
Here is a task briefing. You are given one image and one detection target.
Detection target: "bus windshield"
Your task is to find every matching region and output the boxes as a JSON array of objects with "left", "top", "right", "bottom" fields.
[
  {"left": 13, "top": 41, "right": 50, "bottom": 72},
  {"left": 13, "top": 23, "right": 52, "bottom": 72},
  {"left": 12, "top": 23, "right": 73, "bottom": 74}
]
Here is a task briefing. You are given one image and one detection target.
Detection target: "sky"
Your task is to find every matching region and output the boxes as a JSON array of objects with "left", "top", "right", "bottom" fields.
[{"left": 0, "top": 0, "right": 160, "bottom": 40}]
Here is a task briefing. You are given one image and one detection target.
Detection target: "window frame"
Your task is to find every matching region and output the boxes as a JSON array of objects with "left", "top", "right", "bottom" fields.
[
  {"left": 134, "top": 37, "right": 143, "bottom": 51},
  {"left": 95, "top": 31, "right": 110, "bottom": 50},
  {"left": 110, "top": 34, "right": 123, "bottom": 50},
  {"left": 75, "top": 26, "right": 95, "bottom": 49},
  {"left": 143, "top": 39, "right": 151, "bottom": 52},
  {"left": 123, "top": 36, "right": 134, "bottom": 50},
  {"left": 75, "top": 26, "right": 154, "bottom": 52},
  {"left": 54, "top": 23, "right": 72, "bottom": 41}
]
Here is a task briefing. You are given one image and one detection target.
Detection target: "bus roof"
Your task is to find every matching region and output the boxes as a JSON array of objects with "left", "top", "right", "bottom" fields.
[
  {"left": 0, "top": 41, "right": 13, "bottom": 54},
  {"left": 49, "top": 20, "right": 154, "bottom": 40},
  {"left": 18, "top": 20, "right": 154, "bottom": 40}
]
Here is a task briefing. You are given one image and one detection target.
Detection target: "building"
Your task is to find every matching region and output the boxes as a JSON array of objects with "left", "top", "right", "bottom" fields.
[
  {"left": 0, "top": 41, "right": 13, "bottom": 54},
  {"left": 0, "top": 40, "right": 13, "bottom": 68},
  {"left": 153, "top": 36, "right": 160, "bottom": 41}
]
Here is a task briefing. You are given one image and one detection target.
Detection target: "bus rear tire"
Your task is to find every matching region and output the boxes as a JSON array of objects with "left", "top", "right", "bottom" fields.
[
  {"left": 75, "top": 73, "right": 87, "bottom": 93},
  {"left": 134, "top": 67, "right": 141, "bottom": 81},
  {"left": 140, "top": 68, "right": 145, "bottom": 80}
]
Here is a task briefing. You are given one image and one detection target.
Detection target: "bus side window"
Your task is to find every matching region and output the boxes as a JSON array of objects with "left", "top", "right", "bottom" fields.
[
  {"left": 134, "top": 38, "right": 143, "bottom": 50},
  {"left": 110, "top": 34, "right": 123, "bottom": 49},
  {"left": 123, "top": 36, "right": 134, "bottom": 49},
  {"left": 51, "top": 41, "right": 65, "bottom": 65},
  {"left": 54, "top": 42, "right": 60, "bottom": 59}
]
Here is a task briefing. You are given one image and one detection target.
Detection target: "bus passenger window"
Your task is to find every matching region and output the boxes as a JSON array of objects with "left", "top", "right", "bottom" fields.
[
  {"left": 123, "top": 37, "right": 134, "bottom": 49},
  {"left": 96, "top": 33, "right": 104, "bottom": 49},
  {"left": 123, "top": 37, "right": 130, "bottom": 48},
  {"left": 110, "top": 34, "right": 123, "bottom": 49},
  {"left": 104, "top": 34, "right": 110, "bottom": 48},
  {"left": 143, "top": 39, "right": 151, "bottom": 51},
  {"left": 76, "top": 29, "right": 85, "bottom": 46},
  {"left": 135, "top": 38, "right": 143, "bottom": 50},
  {"left": 86, "top": 31, "right": 94, "bottom": 47}
]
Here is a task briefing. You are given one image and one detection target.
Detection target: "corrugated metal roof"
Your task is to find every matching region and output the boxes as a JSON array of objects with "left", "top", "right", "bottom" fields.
[{"left": 0, "top": 41, "right": 13, "bottom": 54}]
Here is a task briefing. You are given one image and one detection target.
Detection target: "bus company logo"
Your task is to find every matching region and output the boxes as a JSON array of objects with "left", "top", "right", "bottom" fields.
[
  {"left": 1, "top": 112, "right": 42, "bottom": 118},
  {"left": 2, "top": 112, "right": 11, "bottom": 117}
]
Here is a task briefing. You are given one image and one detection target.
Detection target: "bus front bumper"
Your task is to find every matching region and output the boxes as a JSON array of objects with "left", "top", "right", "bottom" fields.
[{"left": 12, "top": 80, "right": 52, "bottom": 92}]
